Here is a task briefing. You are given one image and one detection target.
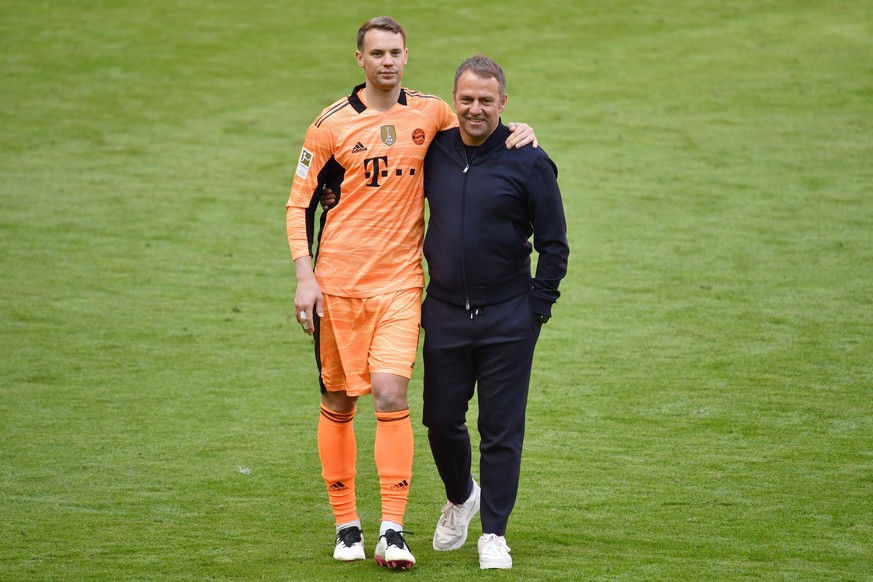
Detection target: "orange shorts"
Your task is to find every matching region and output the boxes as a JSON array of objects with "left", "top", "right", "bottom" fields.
[{"left": 318, "top": 287, "right": 422, "bottom": 396}]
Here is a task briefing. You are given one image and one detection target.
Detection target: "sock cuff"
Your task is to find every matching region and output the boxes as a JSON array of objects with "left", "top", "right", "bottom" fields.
[
  {"left": 375, "top": 408, "right": 410, "bottom": 423},
  {"left": 336, "top": 520, "right": 362, "bottom": 533},
  {"left": 380, "top": 520, "right": 404, "bottom": 536},
  {"left": 321, "top": 404, "right": 356, "bottom": 423}
]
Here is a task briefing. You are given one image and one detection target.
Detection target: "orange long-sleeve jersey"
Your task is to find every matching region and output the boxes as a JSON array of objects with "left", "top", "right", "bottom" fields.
[{"left": 286, "top": 84, "right": 457, "bottom": 298}]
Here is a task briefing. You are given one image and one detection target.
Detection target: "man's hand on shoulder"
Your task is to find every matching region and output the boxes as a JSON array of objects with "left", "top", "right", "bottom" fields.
[{"left": 506, "top": 122, "right": 539, "bottom": 149}]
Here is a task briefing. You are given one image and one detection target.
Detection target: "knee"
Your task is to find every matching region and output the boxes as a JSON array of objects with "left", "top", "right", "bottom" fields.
[
  {"left": 372, "top": 389, "right": 408, "bottom": 412},
  {"left": 371, "top": 373, "right": 409, "bottom": 412},
  {"left": 321, "top": 391, "right": 357, "bottom": 414},
  {"left": 424, "top": 410, "right": 466, "bottom": 435}
]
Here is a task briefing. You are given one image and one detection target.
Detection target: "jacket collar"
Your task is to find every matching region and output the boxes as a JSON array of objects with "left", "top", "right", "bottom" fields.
[
  {"left": 452, "top": 119, "right": 510, "bottom": 154},
  {"left": 348, "top": 83, "right": 408, "bottom": 113}
]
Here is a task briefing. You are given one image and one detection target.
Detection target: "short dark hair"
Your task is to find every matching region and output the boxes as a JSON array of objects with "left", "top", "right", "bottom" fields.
[
  {"left": 357, "top": 16, "right": 406, "bottom": 51},
  {"left": 454, "top": 55, "right": 506, "bottom": 97}
]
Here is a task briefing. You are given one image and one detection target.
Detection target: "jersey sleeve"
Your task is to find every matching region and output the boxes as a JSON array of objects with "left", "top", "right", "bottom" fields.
[
  {"left": 285, "top": 119, "right": 336, "bottom": 260},
  {"left": 432, "top": 97, "right": 458, "bottom": 131},
  {"left": 406, "top": 91, "right": 457, "bottom": 131}
]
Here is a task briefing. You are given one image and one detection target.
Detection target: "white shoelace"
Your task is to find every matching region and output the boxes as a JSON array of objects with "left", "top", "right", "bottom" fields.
[
  {"left": 481, "top": 534, "right": 510, "bottom": 554},
  {"left": 440, "top": 502, "right": 462, "bottom": 528}
]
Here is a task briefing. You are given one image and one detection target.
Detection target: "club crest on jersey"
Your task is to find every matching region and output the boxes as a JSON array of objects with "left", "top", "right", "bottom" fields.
[
  {"left": 380, "top": 125, "right": 397, "bottom": 146},
  {"left": 296, "top": 147, "right": 313, "bottom": 179}
]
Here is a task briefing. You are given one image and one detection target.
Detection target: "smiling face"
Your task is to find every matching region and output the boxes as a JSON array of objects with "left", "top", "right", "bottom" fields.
[
  {"left": 453, "top": 70, "right": 507, "bottom": 146},
  {"left": 356, "top": 28, "right": 408, "bottom": 92}
]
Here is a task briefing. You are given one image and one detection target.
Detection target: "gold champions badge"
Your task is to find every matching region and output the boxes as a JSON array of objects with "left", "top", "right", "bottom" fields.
[{"left": 380, "top": 125, "right": 397, "bottom": 146}]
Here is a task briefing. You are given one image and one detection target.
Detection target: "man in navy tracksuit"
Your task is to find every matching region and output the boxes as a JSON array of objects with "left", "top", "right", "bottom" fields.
[{"left": 422, "top": 55, "right": 569, "bottom": 569}]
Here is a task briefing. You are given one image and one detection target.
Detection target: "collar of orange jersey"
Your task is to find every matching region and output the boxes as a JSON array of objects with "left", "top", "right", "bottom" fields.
[{"left": 348, "top": 83, "right": 408, "bottom": 113}]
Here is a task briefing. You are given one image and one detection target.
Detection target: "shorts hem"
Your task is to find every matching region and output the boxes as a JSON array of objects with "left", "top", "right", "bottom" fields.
[{"left": 371, "top": 367, "right": 414, "bottom": 381}]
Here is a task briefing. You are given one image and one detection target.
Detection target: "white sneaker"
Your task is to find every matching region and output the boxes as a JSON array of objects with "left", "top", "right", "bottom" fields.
[
  {"left": 374, "top": 529, "right": 415, "bottom": 569},
  {"left": 478, "top": 533, "right": 512, "bottom": 569},
  {"left": 433, "top": 479, "right": 481, "bottom": 550},
  {"left": 333, "top": 526, "right": 365, "bottom": 561}
]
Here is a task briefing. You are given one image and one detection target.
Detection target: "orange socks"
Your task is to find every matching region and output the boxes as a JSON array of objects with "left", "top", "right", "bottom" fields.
[
  {"left": 374, "top": 408, "right": 414, "bottom": 525},
  {"left": 318, "top": 404, "right": 358, "bottom": 525},
  {"left": 319, "top": 405, "right": 413, "bottom": 527}
]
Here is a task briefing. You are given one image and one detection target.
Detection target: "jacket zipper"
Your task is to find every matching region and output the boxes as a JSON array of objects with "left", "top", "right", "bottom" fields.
[{"left": 460, "top": 147, "right": 471, "bottom": 316}]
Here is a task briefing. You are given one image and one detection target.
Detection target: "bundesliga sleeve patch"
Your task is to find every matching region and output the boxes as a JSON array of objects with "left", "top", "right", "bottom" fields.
[{"left": 296, "top": 148, "right": 314, "bottom": 179}]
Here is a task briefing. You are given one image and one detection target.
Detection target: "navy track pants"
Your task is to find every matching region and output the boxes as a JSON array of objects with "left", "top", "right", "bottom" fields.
[{"left": 421, "top": 292, "right": 542, "bottom": 536}]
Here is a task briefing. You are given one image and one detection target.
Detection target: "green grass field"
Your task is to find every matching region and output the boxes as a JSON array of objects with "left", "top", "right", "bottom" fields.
[{"left": 2, "top": 1, "right": 872, "bottom": 580}]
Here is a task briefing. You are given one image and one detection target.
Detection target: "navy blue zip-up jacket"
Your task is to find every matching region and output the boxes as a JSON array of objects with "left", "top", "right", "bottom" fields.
[{"left": 423, "top": 121, "right": 569, "bottom": 318}]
